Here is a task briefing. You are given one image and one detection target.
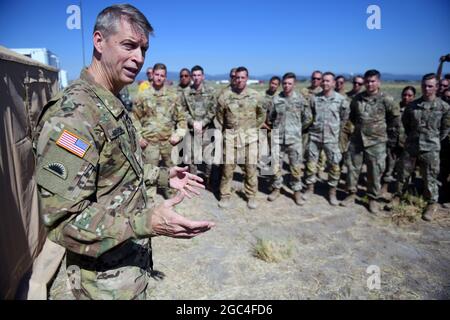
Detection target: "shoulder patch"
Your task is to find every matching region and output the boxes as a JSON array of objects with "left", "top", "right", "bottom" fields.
[
  {"left": 56, "top": 130, "right": 90, "bottom": 158},
  {"left": 44, "top": 162, "right": 68, "bottom": 180}
]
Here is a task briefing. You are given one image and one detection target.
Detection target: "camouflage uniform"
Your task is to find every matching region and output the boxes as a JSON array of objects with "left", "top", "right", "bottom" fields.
[
  {"left": 300, "top": 86, "right": 323, "bottom": 158},
  {"left": 346, "top": 91, "right": 400, "bottom": 199},
  {"left": 382, "top": 102, "right": 408, "bottom": 184},
  {"left": 181, "top": 84, "right": 217, "bottom": 177},
  {"left": 305, "top": 92, "right": 349, "bottom": 187},
  {"left": 216, "top": 87, "right": 266, "bottom": 199},
  {"left": 268, "top": 92, "right": 312, "bottom": 191},
  {"left": 133, "top": 86, "right": 187, "bottom": 200},
  {"left": 33, "top": 69, "right": 169, "bottom": 300},
  {"left": 395, "top": 97, "right": 450, "bottom": 204}
]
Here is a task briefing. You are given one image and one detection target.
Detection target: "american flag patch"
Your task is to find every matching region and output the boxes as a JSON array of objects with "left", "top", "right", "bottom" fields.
[{"left": 56, "top": 130, "right": 90, "bottom": 158}]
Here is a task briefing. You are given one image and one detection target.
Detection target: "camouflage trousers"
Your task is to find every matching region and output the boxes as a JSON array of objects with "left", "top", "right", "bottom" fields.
[
  {"left": 185, "top": 132, "right": 213, "bottom": 178},
  {"left": 220, "top": 143, "right": 258, "bottom": 198},
  {"left": 382, "top": 146, "right": 403, "bottom": 183},
  {"left": 395, "top": 149, "right": 440, "bottom": 204},
  {"left": 271, "top": 141, "right": 303, "bottom": 192},
  {"left": 346, "top": 142, "right": 386, "bottom": 199},
  {"left": 143, "top": 140, "right": 173, "bottom": 200},
  {"left": 66, "top": 239, "right": 152, "bottom": 300},
  {"left": 306, "top": 140, "right": 342, "bottom": 187}
]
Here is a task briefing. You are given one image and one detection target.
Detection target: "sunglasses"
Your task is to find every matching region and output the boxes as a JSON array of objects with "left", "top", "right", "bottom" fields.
[
  {"left": 353, "top": 82, "right": 363, "bottom": 86},
  {"left": 312, "top": 77, "right": 322, "bottom": 81},
  {"left": 180, "top": 74, "right": 190, "bottom": 78}
]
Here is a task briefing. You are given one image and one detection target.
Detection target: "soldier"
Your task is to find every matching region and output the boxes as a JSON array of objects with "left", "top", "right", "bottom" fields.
[
  {"left": 346, "top": 75, "right": 364, "bottom": 98},
  {"left": 181, "top": 65, "right": 217, "bottom": 186},
  {"left": 438, "top": 78, "right": 449, "bottom": 97},
  {"left": 266, "top": 72, "right": 312, "bottom": 205},
  {"left": 216, "top": 66, "right": 266, "bottom": 209},
  {"left": 133, "top": 63, "right": 187, "bottom": 200},
  {"left": 266, "top": 76, "right": 281, "bottom": 98},
  {"left": 392, "top": 73, "right": 450, "bottom": 221},
  {"left": 380, "top": 86, "right": 416, "bottom": 198},
  {"left": 335, "top": 75, "right": 346, "bottom": 96},
  {"left": 33, "top": 4, "right": 214, "bottom": 300},
  {"left": 301, "top": 71, "right": 323, "bottom": 159},
  {"left": 138, "top": 67, "right": 153, "bottom": 93},
  {"left": 303, "top": 72, "right": 349, "bottom": 206},
  {"left": 340, "top": 69, "right": 400, "bottom": 214},
  {"left": 177, "top": 68, "right": 191, "bottom": 95},
  {"left": 340, "top": 75, "right": 364, "bottom": 157}
]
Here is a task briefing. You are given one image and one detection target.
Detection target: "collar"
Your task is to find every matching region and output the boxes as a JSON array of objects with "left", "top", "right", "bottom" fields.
[{"left": 80, "top": 68, "right": 124, "bottom": 118}]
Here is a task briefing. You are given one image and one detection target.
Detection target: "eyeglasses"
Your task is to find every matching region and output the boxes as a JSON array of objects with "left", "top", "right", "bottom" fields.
[{"left": 353, "top": 82, "right": 363, "bottom": 86}]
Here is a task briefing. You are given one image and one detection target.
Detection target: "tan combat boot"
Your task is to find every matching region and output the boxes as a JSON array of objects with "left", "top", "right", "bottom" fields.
[
  {"left": 329, "top": 187, "right": 339, "bottom": 206},
  {"left": 385, "top": 195, "right": 400, "bottom": 211},
  {"left": 368, "top": 199, "right": 379, "bottom": 214},
  {"left": 218, "top": 197, "right": 231, "bottom": 209},
  {"left": 302, "top": 184, "right": 314, "bottom": 200},
  {"left": 247, "top": 197, "right": 257, "bottom": 209},
  {"left": 267, "top": 188, "right": 281, "bottom": 202},
  {"left": 380, "top": 183, "right": 391, "bottom": 200},
  {"left": 340, "top": 192, "right": 356, "bottom": 207},
  {"left": 294, "top": 191, "right": 305, "bottom": 206},
  {"left": 422, "top": 203, "right": 438, "bottom": 221}
]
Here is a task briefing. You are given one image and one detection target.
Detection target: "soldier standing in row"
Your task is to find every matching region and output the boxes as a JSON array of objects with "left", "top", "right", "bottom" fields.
[
  {"left": 380, "top": 86, "right": 416, "bottom": 198},
  {"left": 177, "top": 68, "right": 191, "bottom": 95},
  {"left": 133, "top": 63, "right": 187, "bottom": 200},
  {"left": 340, "top": 69, "right": 400, "bottom": 214},
  {"left": 392, "top": 73, "right": 450, "bottom": 221},
  {"left": 216, "top": 66, "right": 266, "bottom": 209},
  {"left": 303, "top": 72, "right": 349, "bottom": 206},
  {"left": 138, "top": 67, "right": 153, "bottom": 93},
  {"left": 335, "top": 75, "right": 347, "bottom": 96},
  {"left": 33, "top": 4, "right": 213, "bottom": 300},
  {"left": 266, "top": 73, "right": 312, "bottom": 205},
  {"left": 181, "top": 65, "right": 217, "bottom": 186}
]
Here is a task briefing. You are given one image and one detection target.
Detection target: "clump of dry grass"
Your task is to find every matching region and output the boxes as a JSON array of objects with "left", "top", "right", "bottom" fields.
[
  {"left": 251, "top": 238, "right": 293, "bottom": 263},
  {"left": 391, "top": 192, "right": 427, "bottom": 225}
]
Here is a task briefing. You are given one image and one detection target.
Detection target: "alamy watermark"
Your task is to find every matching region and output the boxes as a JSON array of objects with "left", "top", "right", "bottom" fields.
[{"left": 367, "top": 5, "right": 382, "bottom": 30}]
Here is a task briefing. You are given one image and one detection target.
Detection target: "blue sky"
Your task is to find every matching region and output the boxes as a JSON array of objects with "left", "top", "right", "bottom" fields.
[{"left": 1, "top": 0, "right": 449, "bottom": 80}]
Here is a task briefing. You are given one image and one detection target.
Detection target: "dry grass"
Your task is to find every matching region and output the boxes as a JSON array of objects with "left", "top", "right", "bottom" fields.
[
  {"left": 251, "top": 238, "right": 293, "bottom": 263},
  {"left": 391, "top": 192, "right": 427, "bottom": 226}
]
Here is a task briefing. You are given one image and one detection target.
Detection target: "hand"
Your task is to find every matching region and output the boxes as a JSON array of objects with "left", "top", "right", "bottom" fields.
[
  {"left": 169, "top": 135, "right": 181, "bottom": 146},
  {"left": 151, "top": 192, "right": 215, "bottom": 238},
  {"left": 169, "top": 166, "right": 205, "bottom": 198},
  {"left": 139, "top": 138, "right": 149, "bottom": 149}
]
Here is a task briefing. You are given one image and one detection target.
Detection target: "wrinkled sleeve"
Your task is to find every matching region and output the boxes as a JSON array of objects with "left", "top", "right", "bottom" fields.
[
  {"left": 385, "top": 96, "right": 401, "bottom": 147},
  {"left": 36, "top": 110, "right": 155, "bottom": 259},
  {"left": 302, "top": 98, "right": 314, "bottom": 130},
  {"left": 172, "top": 95, "right": 187, "bottom": 139}
]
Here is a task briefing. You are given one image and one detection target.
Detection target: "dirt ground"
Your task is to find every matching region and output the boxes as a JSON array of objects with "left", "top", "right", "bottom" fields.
[{"left": 49, "top": 169, "right": 450, "bottom": 300}]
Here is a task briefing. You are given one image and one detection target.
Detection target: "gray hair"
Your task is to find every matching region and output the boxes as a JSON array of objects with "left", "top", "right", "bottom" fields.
[{"left": 94, "top": 4, "right": 153, "bottom": 39}]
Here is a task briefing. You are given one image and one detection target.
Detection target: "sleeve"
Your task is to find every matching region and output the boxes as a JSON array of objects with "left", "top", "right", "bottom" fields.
[
  {"left": 339, "top": 98, "right": 351, "bottom": 132},
  {"left": 441, "top": 103, "right": 450, "bottom": 141},
  {"left": 132, "top": 92, "right": 146, "bottom": 138},
  {"left": 35, "top": 111, "right": 155, "bottom": 258},
  {"left": 203, "top": 91, "right": 217, "bottom": 128},
  {"left": 172, "top": 95, "right": 187, "bottom": 139},
  {"left": 216, "top": 95, "right": 225, "bottom": 128},
  {"left": 256, "top": 96, "right": 267, "bottom": 128},
  {"left": 385, "top": 96, "right": 401, "bottom": 147},
  {"left": 302, "top": 98, "right": 314, "bottom": 130},
  {"left": 181, "top": 93, "right": 195, "bottom": 128}
]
